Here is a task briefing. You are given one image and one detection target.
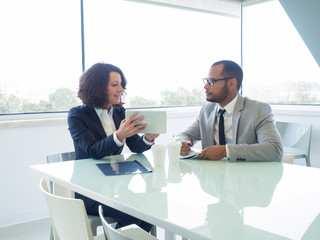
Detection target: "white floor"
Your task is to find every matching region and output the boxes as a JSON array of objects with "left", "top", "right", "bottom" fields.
[
  {"left": 0, "top": 218, "right": 51, "bottom": 240},
  {"left": 0, "top": 218, "right": 173, "bottom": 240}
]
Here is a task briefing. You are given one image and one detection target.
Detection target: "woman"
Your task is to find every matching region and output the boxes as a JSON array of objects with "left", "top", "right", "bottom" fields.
[{"left": 67, "top": 62, "right": 159, "bottom": 232}]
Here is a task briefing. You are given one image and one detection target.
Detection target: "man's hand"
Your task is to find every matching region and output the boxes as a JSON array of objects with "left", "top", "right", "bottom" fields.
[
  {"left": 180, "top": 141, "right": 192, "bottom": 156},
  {"left": 198, "top": 145, "right": 227, "bottom": 160}
]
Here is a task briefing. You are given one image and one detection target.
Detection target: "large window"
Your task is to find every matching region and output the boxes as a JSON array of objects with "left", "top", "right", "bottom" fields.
[
  {"left": 0, "top": 0, "right": 240, "bottom": 114},
  {"left": 84, "top": 0, "right": 240, "bottom": 108},
  {"left": 0, "top": 0, "right": 82, "bottom": 114},
  {"left": 7, "top": 1, "right": 319, "bottom": 114},
  {"left": 243, "top": 0, "right": 320, "bottom": 104}
]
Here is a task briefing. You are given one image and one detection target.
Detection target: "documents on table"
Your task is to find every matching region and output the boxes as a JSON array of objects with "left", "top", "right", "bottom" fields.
[{"left": 180, "top": 149, "right": 200, "bottom": 159}]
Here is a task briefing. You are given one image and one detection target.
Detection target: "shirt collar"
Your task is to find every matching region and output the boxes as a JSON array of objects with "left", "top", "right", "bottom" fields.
[
  {"left": 218, "top": 94, "right": 238, "bottom": 115},
  {"left": 95, "top": 107, "right": 113, "bottom": 118}
]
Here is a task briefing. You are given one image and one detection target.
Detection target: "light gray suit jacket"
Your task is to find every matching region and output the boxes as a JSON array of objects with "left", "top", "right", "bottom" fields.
[{"left": 178, "top": 95, "right": 283, "bottom": 162}]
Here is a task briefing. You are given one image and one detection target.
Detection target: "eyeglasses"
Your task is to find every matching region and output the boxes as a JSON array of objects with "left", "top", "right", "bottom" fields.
[{"left": 202, "top": 77, "right": 234, "bottom": 87}]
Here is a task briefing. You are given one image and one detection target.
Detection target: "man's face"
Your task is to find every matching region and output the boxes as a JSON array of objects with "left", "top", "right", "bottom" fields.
[{"left": 204, "top": 64, "right": 230, "bottom": 105}]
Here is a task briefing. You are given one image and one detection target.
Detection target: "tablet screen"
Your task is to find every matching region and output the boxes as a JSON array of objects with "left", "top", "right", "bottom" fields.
[
  {"left": 96, "top": 160, "right": 152, "bottom": 176},
  {"left": 125, "top": 110, "right": 167, "bottom": 134}
]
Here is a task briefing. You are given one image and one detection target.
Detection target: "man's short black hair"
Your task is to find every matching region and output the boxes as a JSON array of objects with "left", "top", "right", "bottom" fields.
[{"left": 212, "top": 60, "right": 243, "bottom": 90}]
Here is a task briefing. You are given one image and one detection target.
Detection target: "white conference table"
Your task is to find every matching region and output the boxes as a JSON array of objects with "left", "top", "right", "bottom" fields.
[{"left": 31, "top": 151, "right": 320, "bottom": 240}]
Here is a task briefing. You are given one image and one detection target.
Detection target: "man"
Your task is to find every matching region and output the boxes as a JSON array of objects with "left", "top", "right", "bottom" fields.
[{"left": 178, "top": 60, "right": 283, "bottom": 162}]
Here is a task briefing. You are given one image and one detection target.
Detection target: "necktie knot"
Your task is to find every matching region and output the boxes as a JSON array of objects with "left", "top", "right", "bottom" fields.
[{"left": 218, "top": 109, "right": 226, "bottom": 115}]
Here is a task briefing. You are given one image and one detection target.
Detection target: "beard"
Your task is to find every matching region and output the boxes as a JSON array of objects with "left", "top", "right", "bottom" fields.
[{"left": 206, "top": 82, "right": 229, "bottom": 103}]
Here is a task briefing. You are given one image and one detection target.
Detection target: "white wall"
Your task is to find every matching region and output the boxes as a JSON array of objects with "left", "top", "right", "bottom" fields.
[
  {"left": 0, "top": 106, "right": 319, "bottom": 228},
  {"left": 279, "top": 0, "right": 320, "bottom": 67},
  {"left": 0, "top": 118, "right": 74, "bottom": 227}
]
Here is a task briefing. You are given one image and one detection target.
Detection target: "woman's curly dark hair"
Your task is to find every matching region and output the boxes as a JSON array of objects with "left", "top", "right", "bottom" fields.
[{"left": 78, "top": 63, "right": 127, "bottom": 108}]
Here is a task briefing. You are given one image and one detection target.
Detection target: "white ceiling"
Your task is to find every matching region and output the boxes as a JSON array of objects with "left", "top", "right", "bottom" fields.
[{"left": 126, "top": 0, "right": 320, "bottom": 67}]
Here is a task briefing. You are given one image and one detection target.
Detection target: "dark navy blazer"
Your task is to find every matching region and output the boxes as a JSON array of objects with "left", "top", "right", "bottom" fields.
[
  {"left": 67, "top": 105, "right": 152, "bottom": 208},
  {"left": 67, "top": 105, "right": 151, "bottom": 160}
]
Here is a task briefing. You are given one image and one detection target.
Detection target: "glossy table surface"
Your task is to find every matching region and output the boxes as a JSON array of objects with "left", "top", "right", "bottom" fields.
[{"left": 31, "top": 151, "right": 320, "bottom": 240}]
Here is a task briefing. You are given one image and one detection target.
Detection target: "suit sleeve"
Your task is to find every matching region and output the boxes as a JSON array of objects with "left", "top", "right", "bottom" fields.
[
  {"left": 125, "top": 134, "right": 152, "bottom": 153},
  {"left": 228, "top": 103, "right": 283, "bottom": 162},
  {"left": 176, "top": 108, "right": 203, "bottom": 145},
  {"left": 68, "top": 107, "right": 123, "bottom": 159},
  {"left": 177, "top": 120, "right": 201, "bottom": 145}
]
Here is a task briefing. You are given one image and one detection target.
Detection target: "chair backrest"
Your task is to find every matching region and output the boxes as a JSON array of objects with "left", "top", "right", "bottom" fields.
[
  {"left": 40, "top": 177, "right": 94, "bottom": 240},
  {"left": 47, "top": 151, "right": 76, "bottom": 163},
  {"left": 46, "top": 152, "right": 76, "bottom": 197},
  {"left": 276, "top": 121, "right": 312, "bottom": 155},
  {"left": 98, "top": 205, "right": 133, "bottom": 240},
  {"left": 46, "top": 151, "right": 113, "bottom": 236}
]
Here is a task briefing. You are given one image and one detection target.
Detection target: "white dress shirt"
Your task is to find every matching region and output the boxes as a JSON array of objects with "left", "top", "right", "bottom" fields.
[
  {"left": 214, "top": 94, "right": 239, "bottom": 158},
  {"left": 95, "top": 107, "right": 123, "bottom": 147}
]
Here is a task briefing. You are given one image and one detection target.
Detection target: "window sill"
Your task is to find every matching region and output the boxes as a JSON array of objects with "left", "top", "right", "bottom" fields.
[
  {"left": 0, "top": 105, "right": 319, "bottom": 129},
  {"left": 271, "top": 104, "right": 320, "bottom": 116},
  {"left": 0, "top": 117, "right": 67, "bottom": 129},
  {"left": 0, "top": 112, "right": 68, "bottom": 129}
]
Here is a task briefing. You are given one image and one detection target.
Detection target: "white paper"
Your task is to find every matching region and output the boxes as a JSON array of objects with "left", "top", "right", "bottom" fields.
[{"left": 180, "top": 149, "right": 200, "bottom": 159}]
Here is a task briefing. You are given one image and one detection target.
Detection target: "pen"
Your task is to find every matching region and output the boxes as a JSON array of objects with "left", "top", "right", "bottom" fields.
[{"left": 173, "top": 135, "right": 192, "bottom": 147}]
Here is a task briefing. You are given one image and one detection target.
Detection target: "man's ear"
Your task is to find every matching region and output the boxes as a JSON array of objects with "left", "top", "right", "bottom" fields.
[{"left": 229, "top": 77, "right": 237, "bottom": 90}]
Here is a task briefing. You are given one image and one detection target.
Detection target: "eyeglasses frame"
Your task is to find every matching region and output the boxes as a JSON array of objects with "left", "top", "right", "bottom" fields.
[{"left": 202, "top": 77, "right": 234, "bottom": 87}]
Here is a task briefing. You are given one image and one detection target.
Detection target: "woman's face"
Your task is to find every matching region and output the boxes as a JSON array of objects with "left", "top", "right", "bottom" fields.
[{"left": 106, "top": 71, "right": 123, "bottom": 109}]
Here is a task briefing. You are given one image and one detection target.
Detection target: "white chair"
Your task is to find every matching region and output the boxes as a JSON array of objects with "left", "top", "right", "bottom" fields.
[
  {"left": 40, "top": 177, "right": 105, "bottom": 240},
  {"left": 47, "top": 152, "right": 116, "bottom": 237},
  {"left": 98, "top": 205, "right": 158, "bottom": 240},
  {"left": 276, "top": 121, "right": 312, "bottom": 167}
]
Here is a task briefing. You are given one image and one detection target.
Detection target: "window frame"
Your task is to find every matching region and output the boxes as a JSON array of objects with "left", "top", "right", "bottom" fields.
[{"left": 1, "top": 0, "right": 320, "bottom": 121}]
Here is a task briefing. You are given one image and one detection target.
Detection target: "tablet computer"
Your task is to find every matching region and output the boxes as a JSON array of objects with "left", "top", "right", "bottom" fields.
[
  {"left": 96, "top": 160, "right": 152, "bottom": 176},
  {"left": 125, "top": 109, "right": 167, "bottom": 134}
]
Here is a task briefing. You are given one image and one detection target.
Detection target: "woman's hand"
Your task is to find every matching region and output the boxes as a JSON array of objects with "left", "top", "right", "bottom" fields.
[
  {"left": 145, "top": 134, "right": 160, "bottom": 142},
  {"left": 116, "top": 111, "right": 147, "bottom": 142}
]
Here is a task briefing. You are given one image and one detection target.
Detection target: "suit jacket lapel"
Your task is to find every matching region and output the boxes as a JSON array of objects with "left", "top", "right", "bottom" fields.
[
  {"left": 232, "top": 95, "right": 245, "bottom": 144},
  {"left": 112, "top": 108, "right": 123, "bottom": 130},
  {"left": 208, "top": 104, "right": 218, "bottom": 146},
  {"left": 84, "top": 105, "right": 107, "bottom": 139}
]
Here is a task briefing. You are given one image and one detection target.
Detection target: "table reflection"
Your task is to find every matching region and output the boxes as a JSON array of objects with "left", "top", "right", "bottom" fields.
[
  {"left": 191, "top": 161, "right": 284, "bottom": 240},
  {"left": 119, "top": 153, "right": 168, "bottom": 219},
  {"left": 302, "top": 213, "right": 320, "bottom": 240},
  {"left": 152, "top": 167, "right": 167, "bottom": 188},
  {"left": 32, "top": 152, "right": 320, "bottom": 240}
]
